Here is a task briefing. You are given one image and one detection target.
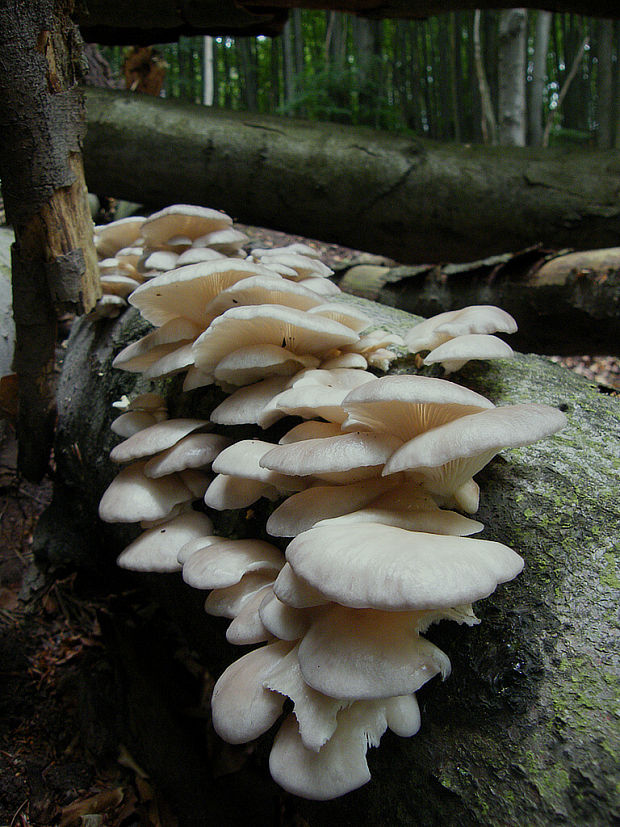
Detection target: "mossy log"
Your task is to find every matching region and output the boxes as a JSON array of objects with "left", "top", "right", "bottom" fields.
[
  {"left": 83, "top": 88, "right": 620, "bottom": 265},
  {"left": 36, "top": 297, "right": 619, "bottom": 826}
]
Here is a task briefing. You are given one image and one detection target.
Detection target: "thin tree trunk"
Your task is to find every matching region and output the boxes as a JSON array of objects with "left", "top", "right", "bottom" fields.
[
  {"left": 238, "top": 39, "right": 258, "bottom": 112},
  {"left": 542, "top": 35, "right": 589, "bottom": 146},
  {"left": 448, "top": 12, "right": 461, "bottom": 141},
  {"left": 498, "top": 8, "right": 528, "bottom": 146},
  {"left": 0, "top": 0, "right": 100, "bottom": 480},
  {"left": 202, "top": 37, "right": 214, "bottom": 106},
  {"left": 292, "top": 9, "right": 304, "bottom": 76},
  {"left": 597, "top": 18, "right": 614, "bottom": 148},
  {"left": 473, "top": 10, "right": 497, "bottom": 144},
  {"left": 281, "top": 21, "right": 295, "bottom": 113},
  {"left": 529, "top": 11, "right": 552, "bottom": 146}
]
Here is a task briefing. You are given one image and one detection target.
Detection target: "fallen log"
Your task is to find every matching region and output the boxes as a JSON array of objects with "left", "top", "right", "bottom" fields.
[
  {"left": 337, "top": 247, "right": 620, "bottom": 355},
  {"left": 83, "top": 88, "right": 620, "bottom": 264},
  {"left": 35, "top": 296, "right": 619, "bottom": 826}
]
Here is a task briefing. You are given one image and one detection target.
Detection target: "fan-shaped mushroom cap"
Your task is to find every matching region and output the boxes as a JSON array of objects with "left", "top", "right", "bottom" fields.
[
  {"left": 95, "top": 216, "right": 145, "bottom": 259},
  {"left": 113, "top": 392, "right": 167, "bottom": 413},
  {"left": 203, "top": 275, "right": 324, "bottom": 319},
  {"left": 129, "top": 259, "right": 277, "bottom": 327},
  {"left": 192, "top": 305, "right": 360, "bottom": 377},
  {"left": 210, "top": 376, "right": 290, "bottom": 426},
  {"left": 404, "top": 305, "right": 518, "bottom": 353},
  {"left": 205, "top": 571, "right": 276, "bottom": 618},
  {"left": 214, "top": 345, "right": 320, "bottom": 386},
  {"left": 182, "top": 538, "right": 284, "bottom": 590},
  {"left": 300, "top": 277, "right": 342, "bottom": 296},
  {"left": 259, "top": 593, "right": 316, "bottom": 641},
  {"left": 141, "top": 205, "right": 232, "bottom": 248},
  {"left": 341, "top": 329, "right": 405, "bottom": 354},
  {"left": 138, "top": 250, "right": 179, "bottom": 274},
  {"left": 251, "top": 243, "right": 320, "bottom": 260},
  {"left": 274, "top": 563, "right": 330, "bottom": 608},
  {"left": 116, "top": 511, "right": 214, "bottom": 572},
  {"left": 260, "top": 432, "right": 403, "bottom": 484},
  {"left": 99, "top": 274, "right": 142, "bottom": 298},
  {"left": 110, "top": 418, "right": 209, "bottom": 463},
  {"left": 212, "top": 440, "right": 308, "bottom": 492},
  {"left": 266, "top": 477, "right": 400, "bottom": 537},
  {"left": 315, "top": 506, "right": 483, "bottom": 536},
  {"left": 257, "top": 253, "right": 334, "bottom": 280},
  {"left": 204, "top": 474, "right": 280, "bottom": 510},
  {"left": 278, "top": 421, "right": 343, "bottom": 444},
  {"left": 175, "top": 247, "right": 225, "bottom": 266},
  {"left": 98, "top": 461, "right": 193, "bottom": 523},
  {"left": 285, "top": 523, "right": 524, "bottom": 611},
  {"left": 385, "top": 694, "right": 421, "bottom": 738},
  {"left": 423, "top": 333, "right": 514, "bottom": 373},
  {"left": 143, "top": 433, "right": 230, "bottom": 477},
  {"left": 226, "top": 584, "right": 274, "bottom": 645},
  {"left": 320, "top": 353, "right": 368, "bottom": 370},
  {"left": 112, "top": 319, "right": 203, "bottom": 373},
  {"left": 111, "top": 410, "right": 160, "bottom": 438},
  {"left": 298, "top": 605, "right": 450, "bottom": 699},
  {"left": 307, "top": 303, "right": 371, "bottom": 332},
  {"left": 211, "top": 640, "right": 292, "bottom": 744},
  {"left": 269, "top": 702, "right": 387, "bottom": 800},
  {"left": 383, "top": 403, "right": 568, "bottom": 488},
  {"left": 192, "top": 227, "right": 248, "bottom": 255},
  {"left": 341, "top": 374, "right": 494, "bottom": 440}
]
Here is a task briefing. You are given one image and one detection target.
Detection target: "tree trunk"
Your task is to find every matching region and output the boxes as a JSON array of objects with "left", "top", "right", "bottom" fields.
[
  {"left": 84, "top": 88, "right": 620, "bottom": 264},
  {"left": 498, "top": 8, "right": 528, "bottom": 146},
  {"left": 529, "top": 11, "right": 552, "bottom": 147},
  {"left": 473, "top": 10, "right": 497, "bottom": 144},
  {"left": 597, "top": 18, "right": 614, "bottom": 149},
  {"left": 35, "top": 295, "right": 619, "bottom": 826},
  {"left": 0, "top": 0, "right": 100, "bottom": 481},
  {"left": 337, "top": 247, "right": 620, "bottom": 355}
]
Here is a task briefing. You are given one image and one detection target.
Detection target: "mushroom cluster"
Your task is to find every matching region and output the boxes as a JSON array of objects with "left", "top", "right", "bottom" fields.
[{"left": 96, "top": 204, "right": 567, "bottom": 800}]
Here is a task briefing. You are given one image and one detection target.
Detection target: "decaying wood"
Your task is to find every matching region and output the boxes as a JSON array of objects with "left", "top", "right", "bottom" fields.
[
  {"left": 83, "top": 88, "right": 620, "bottom": 266},
  {"left": 337, "top": 247, "right": 620, "bottom": 354},
  {"left": 0, "top": 0, "right": 100, "bottom": 480},
  {"left": 34, "top": 297, "right": 619, "bottom": 825}
]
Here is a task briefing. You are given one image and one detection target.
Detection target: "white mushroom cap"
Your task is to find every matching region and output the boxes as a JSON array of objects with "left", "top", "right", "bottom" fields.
[
  {"left": 143, "top": 433, "right": 231, "bottom": 477},
  {"left": 297, "top": 605, "right": 450, "bottom": 699},
  {"left": 110, "top": 411, "right": 160, "bottom": 438},
  {"left": 203, "top": 275, "right": 324, "bottom": 319},
  {"left": 192, "top": 227, "right": 249, "bottom": 253},
  {"left": 278, "top": 421, "right": 343, "bottom": 444},
  {"left": 341, "top": 374, "right": 494, "bottom": 441},
  {"left": 110, "top": 418, "right": 209, "bottom": 463},
  {"left": 260, "top": 432, "right": 403, "bottom": 484},
  {"left": 205, "top": 571, "right": 277, "bottom": 618},
  {"left": 212, "top": 440, "right": 308, "bottom": 492},
  {"left": 177, "top": 535, "right": 219, "bottom": 565},
  {"left": 113, "top": 392, "right": 167, "bottom": 413},
  {"left": 90, "top": 294, "right": 126, "bottom": 319},
  {"left": 404, "top": 305, "right": 518, "bottom": 354},
  {"left": 384, "top": 694, "right": 421, "bottom": 738},
  {"left": 383, "top": 403, "right": 568, "bottom": 488},
  {"left": 98, "top": 461, "right": 194, "bottom": 523},
  {"left": 210, "top": 376, "right": 290, "bottom": 426},
  {"left": 266, "top": 477, "right": 400, "bottom": 538},
  {"left": 138, "top": 250, "right": 179, "bottom": 274},
  {"left": 259, "top": 593, "right": 316, "bottom": 642},
  {"left": 268, "top": 702, "right": 387, "bottom": 800},
  {"left": 175, "top": 247, "right": 225, "bottom": 266},
  {"left": 423, "top": 333, "right": 514, "bottom": 373},
  {"left": 320, "top": 353, "right": 368, "bottom": 370},
  {"left": 263, "top": 646, "right": 346, "bottom": 751},
  {"left": 99, "top": 274, "right": 142, "bottom": 298},
  {"left": 300, "top": 277, "right": 342, "bottom": 296},
  {"left": 128, "top": 259, "right": 278, "bottom": 327},
  {"left": 141, "top": 205, "right": 232, "bottom": 247},
  {"left": 307, "top": 303, "right": 371, "bottom": 332},
  {"left": 192, "top": 305, "right": 360, "bottom": 377},
  {"left": 95, "top": 216, "right": 145, "bottom": 259},
  {"left": 225, "top": 584, "right": 274, "bottom": 645},
  {"left": 315, "top": 506, "right": 483, "bottom": 536},
  {"left": 116, "top": 511, "right": 214, "bottom": 572},
  {"left": 273, "top": 563, "right": 330, "bottom": 608},
  {"left": 214, "top": 345, "right": 320, "bottom": 386},
  {"left": 284, "top": 523, "right": 524, "bottom": 611},
  {"left": 251, "top": 243, "right": 320, "bottom": 260},
  {"left": 256, "top": 253, "right": 334, "bottom": 280},
  {"left": 112, "top": 319, "right": 203, "bottom": 373},
  {"left": 211, "top": 640, "right": 292, "bottom": 744},
  {"left": 182, "top": 538, "right": 284, "bottom": 590},
  {"left": 204, "top": 474, "right": 280, "bottom": 510}
]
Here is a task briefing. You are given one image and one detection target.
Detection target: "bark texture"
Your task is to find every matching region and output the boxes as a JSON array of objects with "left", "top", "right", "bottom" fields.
[
  {"left": 83, "top": 88, "right": 620, "bottom": 265},
  {"left": 0, "top": 0, "right": 100, "bottom": 480},
  {"left": 35, "top": 296, "right": 619, "bottom": 826},
  {"left": 337, "top": 247, "right": 620, "bottom": 355}
]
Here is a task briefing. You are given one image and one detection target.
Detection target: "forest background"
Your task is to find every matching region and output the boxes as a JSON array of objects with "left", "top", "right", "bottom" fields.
[{"left": 99, "top": 9, "right": 620, "bottom": 150}]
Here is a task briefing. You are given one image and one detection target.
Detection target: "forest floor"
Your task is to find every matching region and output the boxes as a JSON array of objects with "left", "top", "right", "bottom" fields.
[{"left": 0, "top": 224, "right": 618, "bottom": 827}]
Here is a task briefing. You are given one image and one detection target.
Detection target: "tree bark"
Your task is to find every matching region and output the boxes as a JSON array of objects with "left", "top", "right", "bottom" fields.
[
  {"left": 337, "top": 247, "right": 620, "bottom": 355},
  {"left": 0, "top": 0, "right": 100, "bottom": 481},
  {"left": 35, "top": 296, "right": 619, "bottom": 826},
  {"left": 83, "top": 88, "right": 620, "bottom": 264},
  {"left": 528, "top": 11, "right": 552, "bottom": 147},
  {"left": 498, "top": 8, "right": 528, "bottom": 146},
  {"left": 597, "top": 19, "right": 614, "bottom": 149}
]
